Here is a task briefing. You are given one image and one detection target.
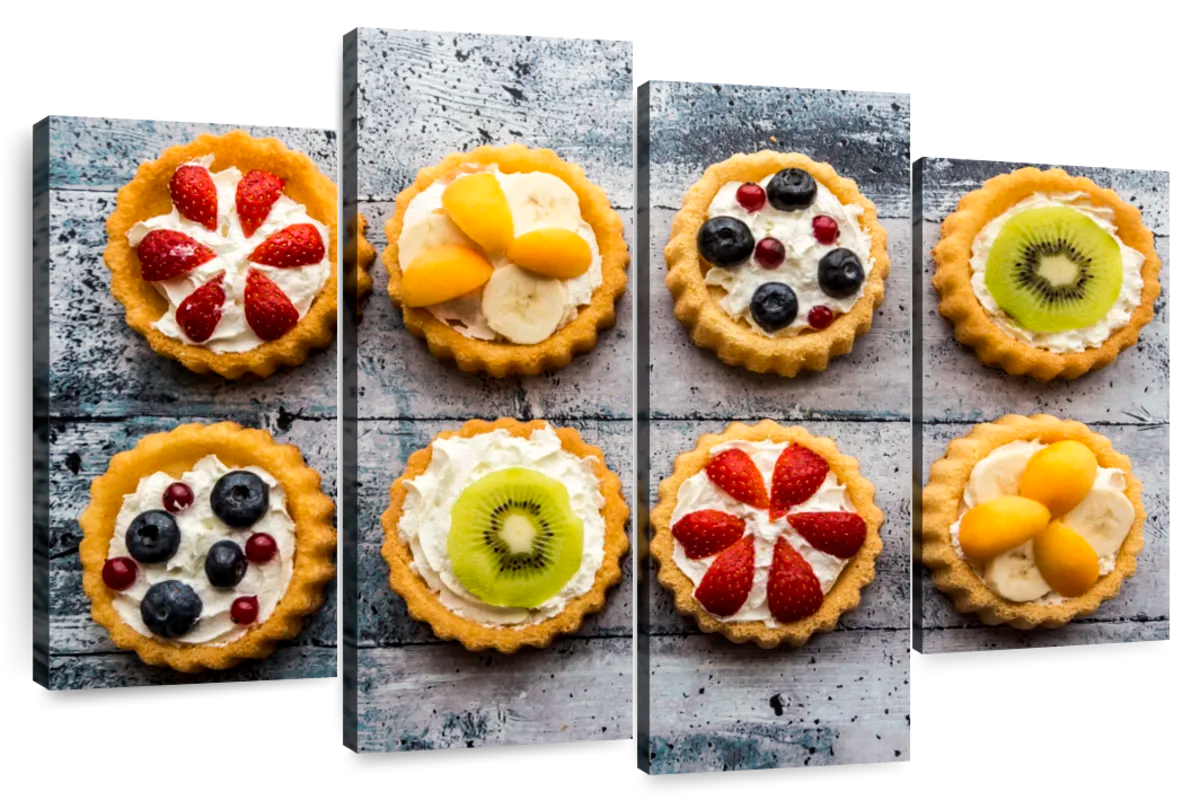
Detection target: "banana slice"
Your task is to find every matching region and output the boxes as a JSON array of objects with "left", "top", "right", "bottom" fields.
[
  {"left": 481, "top": 264, "right": 569, "bottom": 344},
  {"left": 1064, "top": 486, "right": 1135, "bottom": 559},
  {"left": 965, "top": 440, "right": 1042, "bottom": 506},
  {"left": 501, "top": 172, "right": 582, "bottom": 235},
  {"left": 397, "top": 208, "right": 472, "bottom": 268},
  {"left": 982, "top": 540, "right": 1052, "bottom": 602}
]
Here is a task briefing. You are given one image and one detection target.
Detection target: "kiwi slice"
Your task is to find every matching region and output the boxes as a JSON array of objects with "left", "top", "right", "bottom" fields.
[
  {"left": 447, "top": 467, "right": 584, "bottom": 608},
  {"left": 985, "top": 206, "right": 1123, "bottom": 332}
]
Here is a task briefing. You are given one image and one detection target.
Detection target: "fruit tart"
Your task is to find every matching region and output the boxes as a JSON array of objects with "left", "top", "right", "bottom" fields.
[
  {"left": 104, "top": 131, "right": 338, "bottom": 379},
  {"left": 383, "top": 144, "right": 628, "bottom": 377},
  {"left": 79, "top": 422, "right": 336, "bottom": 672},
  {"left": 381, "top": 418, "right": 628, "bottom": 652},
  {"left": 922, "top": 414, "right": 1145, "bottom": 628},
  {"left": 932, "top": 167, "right": 1161, "bottom": 380},
  {"left": 665, "top": 151, "right": 889, "bottom": 376},
  {"left": 356, "top": 212, "right": 376, "bottom": 315},
  {"left": 650, "top": 420, "right": 884, "bottom": 647}
]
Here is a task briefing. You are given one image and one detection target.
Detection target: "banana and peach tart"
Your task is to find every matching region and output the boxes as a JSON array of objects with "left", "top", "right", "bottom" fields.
[
  {"left": 922, "top": 414, "right": 1145, "bottom": 628},
  {"left": 383, "top": 144, "right": 629, "bottom": 377},
  {"left": 355, "top": 212, "right": 376, "bottom": 315}
]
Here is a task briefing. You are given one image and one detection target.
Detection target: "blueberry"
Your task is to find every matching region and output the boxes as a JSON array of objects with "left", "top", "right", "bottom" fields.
[
  {"left": 766, "top": 169, "right": 818, "bottom": 211},
  {"left": 140, "top": 580, "right": 202, "bottom": 638},
  {"left": 210, "top": 470, "right": 269, "bottom": 528},
  {"left": 125, "top": 510, "right": 180, "bottom": 564},
  {"left": 697, "top": 216, "right": 754, "bottom": 267},
  {"left": 749, "top": 283, "right": 799, "bottom": 332},
  {"left": 205, "top": 540, "right": 248, "bottom": 588},
  {"left": 818, "top": 248, "right": 865, "bottom": 298}
]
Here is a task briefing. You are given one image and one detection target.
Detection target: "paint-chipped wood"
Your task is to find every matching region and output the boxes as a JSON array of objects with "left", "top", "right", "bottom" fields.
[
  {"left": 47, "top": 417, "right": 338, "bottom": 690},
  {"left": 920, "top": 422, "right": 1168, "bottom": 645},
  {"left": 919, "top": 158, "right": 1169, "bottom": 424}
]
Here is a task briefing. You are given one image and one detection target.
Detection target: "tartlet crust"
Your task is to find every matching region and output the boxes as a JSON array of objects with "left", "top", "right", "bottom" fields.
[
  {"left": 383, "top": 144, "right": 629, "bottom": 377},
  {"left": 922, "top": 414, "right": 1145, "bottom": 628},
  {"left": 932, "top": 167, "right": 1162, "bottom": 381},
  {"left": 380, "top": 418, "right": 630, "bottom": 652},
  {"left": 650, "top": 420, "right": 884, "bottom": 648},
  {"left": 664, "top": 151, "right": 890, "bottom": 377},
  {"left": 78, "top": 421, "right": 336, "bottom": 672},
  {"left": 104, "top": 130, "right": 339, "bottom": 380},
  {"left": 355, "top": 212, "right": 376, "bottom": 315}
]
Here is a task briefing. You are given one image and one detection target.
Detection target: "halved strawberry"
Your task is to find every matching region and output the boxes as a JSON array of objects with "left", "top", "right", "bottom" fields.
[
  {"left": 169, "top": 165, "right": 218, "bottom": 230},
  {"left": 175, "top": 273, "right": 225, "bottom": 343},
  {"left": 136, "top": 229, "right": 217, "bottom": 281},
  {"left": 236, "top": 170, "right": 286, "bottom": 237},
  {"left": 770, "top": 443, "right": 828, "bottom": 519},
  {"left": 705, "top": 449, "right": 768, "bottom": 509},
  {"left": 787, "top": 511, "right": 866, "bottom": 559},
  {"left": 671, "top": 509, "right": 745, "bottom": 560},
  {"left": 249, "top": 223, "right": 325, "bottom": 267},
  {"left": 767, "top": 538, "right": 823, "bottom": 623},
  {"left": 694, "top": 535, "right": 755, "bottom": 617},
  {"left": 244, "top": 269, "right": 299, "bottom": 340}
]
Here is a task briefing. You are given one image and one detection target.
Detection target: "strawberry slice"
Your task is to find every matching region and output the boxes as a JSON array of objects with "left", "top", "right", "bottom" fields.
[
  {"left": 694, "top": 535, "right": 755, "bottom": 617},
  {"left": 787, "top": 511, "right": 867, "bottom": 559},
  {"left": 767, "top": 538, "right": 824, "bottom": 623},
  {"left": 136, "top": 229, "right": 217, "bottom": 281},
  {"left": 671, "top": 510, "right": 745, "bottom": 560},
  {"left": 175, "top": 273, "right": 225, "bottom": 343},
  {"left": 236, "top": 170, "right": 286, "bottom": 237},
  {"left": 770, "top": 443, "right": 828, "bottom": 519},
  {"left": 169, "top": 165, "right": 218, "bottom": 230},
  {"left": 705, "top": 449, "right": 768, "bottom": 509},
  {"left": 249, "top": 223, "right": 325, "bottom": 267},
  {"left": 244, "top": 269, "right": 299, "bottom": 340}
]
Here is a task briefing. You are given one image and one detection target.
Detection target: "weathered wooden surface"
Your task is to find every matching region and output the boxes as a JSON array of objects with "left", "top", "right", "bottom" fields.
[
  {"left": 46, "top": 418, "right": 338, "bottom": 690},
  {"left": 350, "top": 30, "right": 633, "bottom": 753},
  {"left": 47, "top": 117, "right": 339, "bottom": 420},
  {"left": 920, "top": 157, "right": 1169, "bottom": 424}
]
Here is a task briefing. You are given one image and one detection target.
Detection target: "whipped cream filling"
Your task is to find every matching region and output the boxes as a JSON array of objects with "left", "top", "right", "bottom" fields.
[
  {"left": 127, "top": 155, "right": 331, "bottom": 354},
  {"left": 399, "top": 428, "right": 606, "bottom": 627},
  {"left": 397, "top": 164, "right": 603, "bottom": 342},
  {"left": 949, "top": 439, "right": 1134, "bottom": 605},
  {"left": 669, "top": 440, "right": 856, "bottom": 627},
  {"left": 108, "top": 455, "right": 296, "bottom": 645},
  {"left": 969, "top": 192, "right": 1145, "bottom": 354},
  {"left": 704, "top": 175, "right": 874, "bottom": 337}
]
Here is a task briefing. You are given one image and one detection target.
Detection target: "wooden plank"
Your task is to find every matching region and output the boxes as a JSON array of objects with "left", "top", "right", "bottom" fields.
[
  {"left": 646, "top": 81, "right": 911, "bottom": 219},
  {"left": 355, "top": 637, "right": 631, "bottom": 752},
  {"left": 354, "top": 29, "right": 633, "bottom": 209},
  {"left": 919, "top": 422, "right": 1168, "bottom": 641},
  {"left": 48, "top": 646, "right": 336, "bottom": 691},
  {"left": 645, "top": 631, "right": 910, "bottom": 774},
  {"left": 356, "top": 200, "right": 632, "bottom": 420}
]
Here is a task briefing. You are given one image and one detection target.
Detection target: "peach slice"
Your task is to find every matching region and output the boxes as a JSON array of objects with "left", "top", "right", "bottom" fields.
[
  {"left": 441, "top": 173, "right": 514, "bottom": 255},
  {"left": 958, "top": 496, "right": 1050, "bottom": 562},
  {"left": 400, "top": 244, "right": 493, "bottom": 308},
  {"left": 1019, "top": 440, "right": 1098, "bottom": 517},
  {"left": 1033, "top": 520, "right": 1100, "bottom": 597},
  {"left": 506, "top": 228, "right": 593, "bottom": 279}
]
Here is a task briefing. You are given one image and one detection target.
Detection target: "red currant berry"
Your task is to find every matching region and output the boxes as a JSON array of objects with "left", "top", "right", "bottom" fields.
[
  {"left": 102, "top": 557, "right": 138, "bottom": 591},
  {"left": 812, "top": 215, "right": 839, "bottom": 245},
  {"left": 231, "top": 596, "right": 259, "bottom": 625},
  {"left": 245, "top": 532, "right": 278, "bottom": 564},
  {"left": 735, "top": 183, "right": 766, "bottom": 212},
  {"left": 754, "top": 237, "right": 786, "bottom": 268},
  {"left": 807, "top": 305, "right": 835, "bottom": 330},
  {"left": 162, "top": 482, "right": 194, "bottom": 514}
]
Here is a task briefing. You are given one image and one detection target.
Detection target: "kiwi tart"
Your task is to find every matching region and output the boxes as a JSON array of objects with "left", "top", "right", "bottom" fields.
[
  {"left": 922, "top": 414, "right": 1145, "bottom": 628},
  {"left": 933, "top": 167, "right": 1161, "bottom": 380},
  {"left": 381, "top": 418, "right": 628, "bottom": 652}
]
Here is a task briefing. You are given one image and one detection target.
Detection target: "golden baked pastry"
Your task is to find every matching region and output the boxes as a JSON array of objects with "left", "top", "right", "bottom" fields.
[
  {"left": 381, "top": 418, "right": 628, "bottom": 652},
  {"left": 383, "top": 144, "right": 628, "bottom": 377},
  {"left": 650, "top": 420, "right": 883, "bottom": 647},
  {"left": 922, "top": 414, "right": 1145, "bottom": 628},
  {"left": 356, "top": 212, "right": 376, "bottom": 315},
  {"left": 79, "top": 421, "right": 336, "bottom": 672},
  {"left": 932, "top": 167, "right": 1161, "bottom": 381},
  {"left": 665, "top": 151, "right": 889, "bottom": 376}
]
